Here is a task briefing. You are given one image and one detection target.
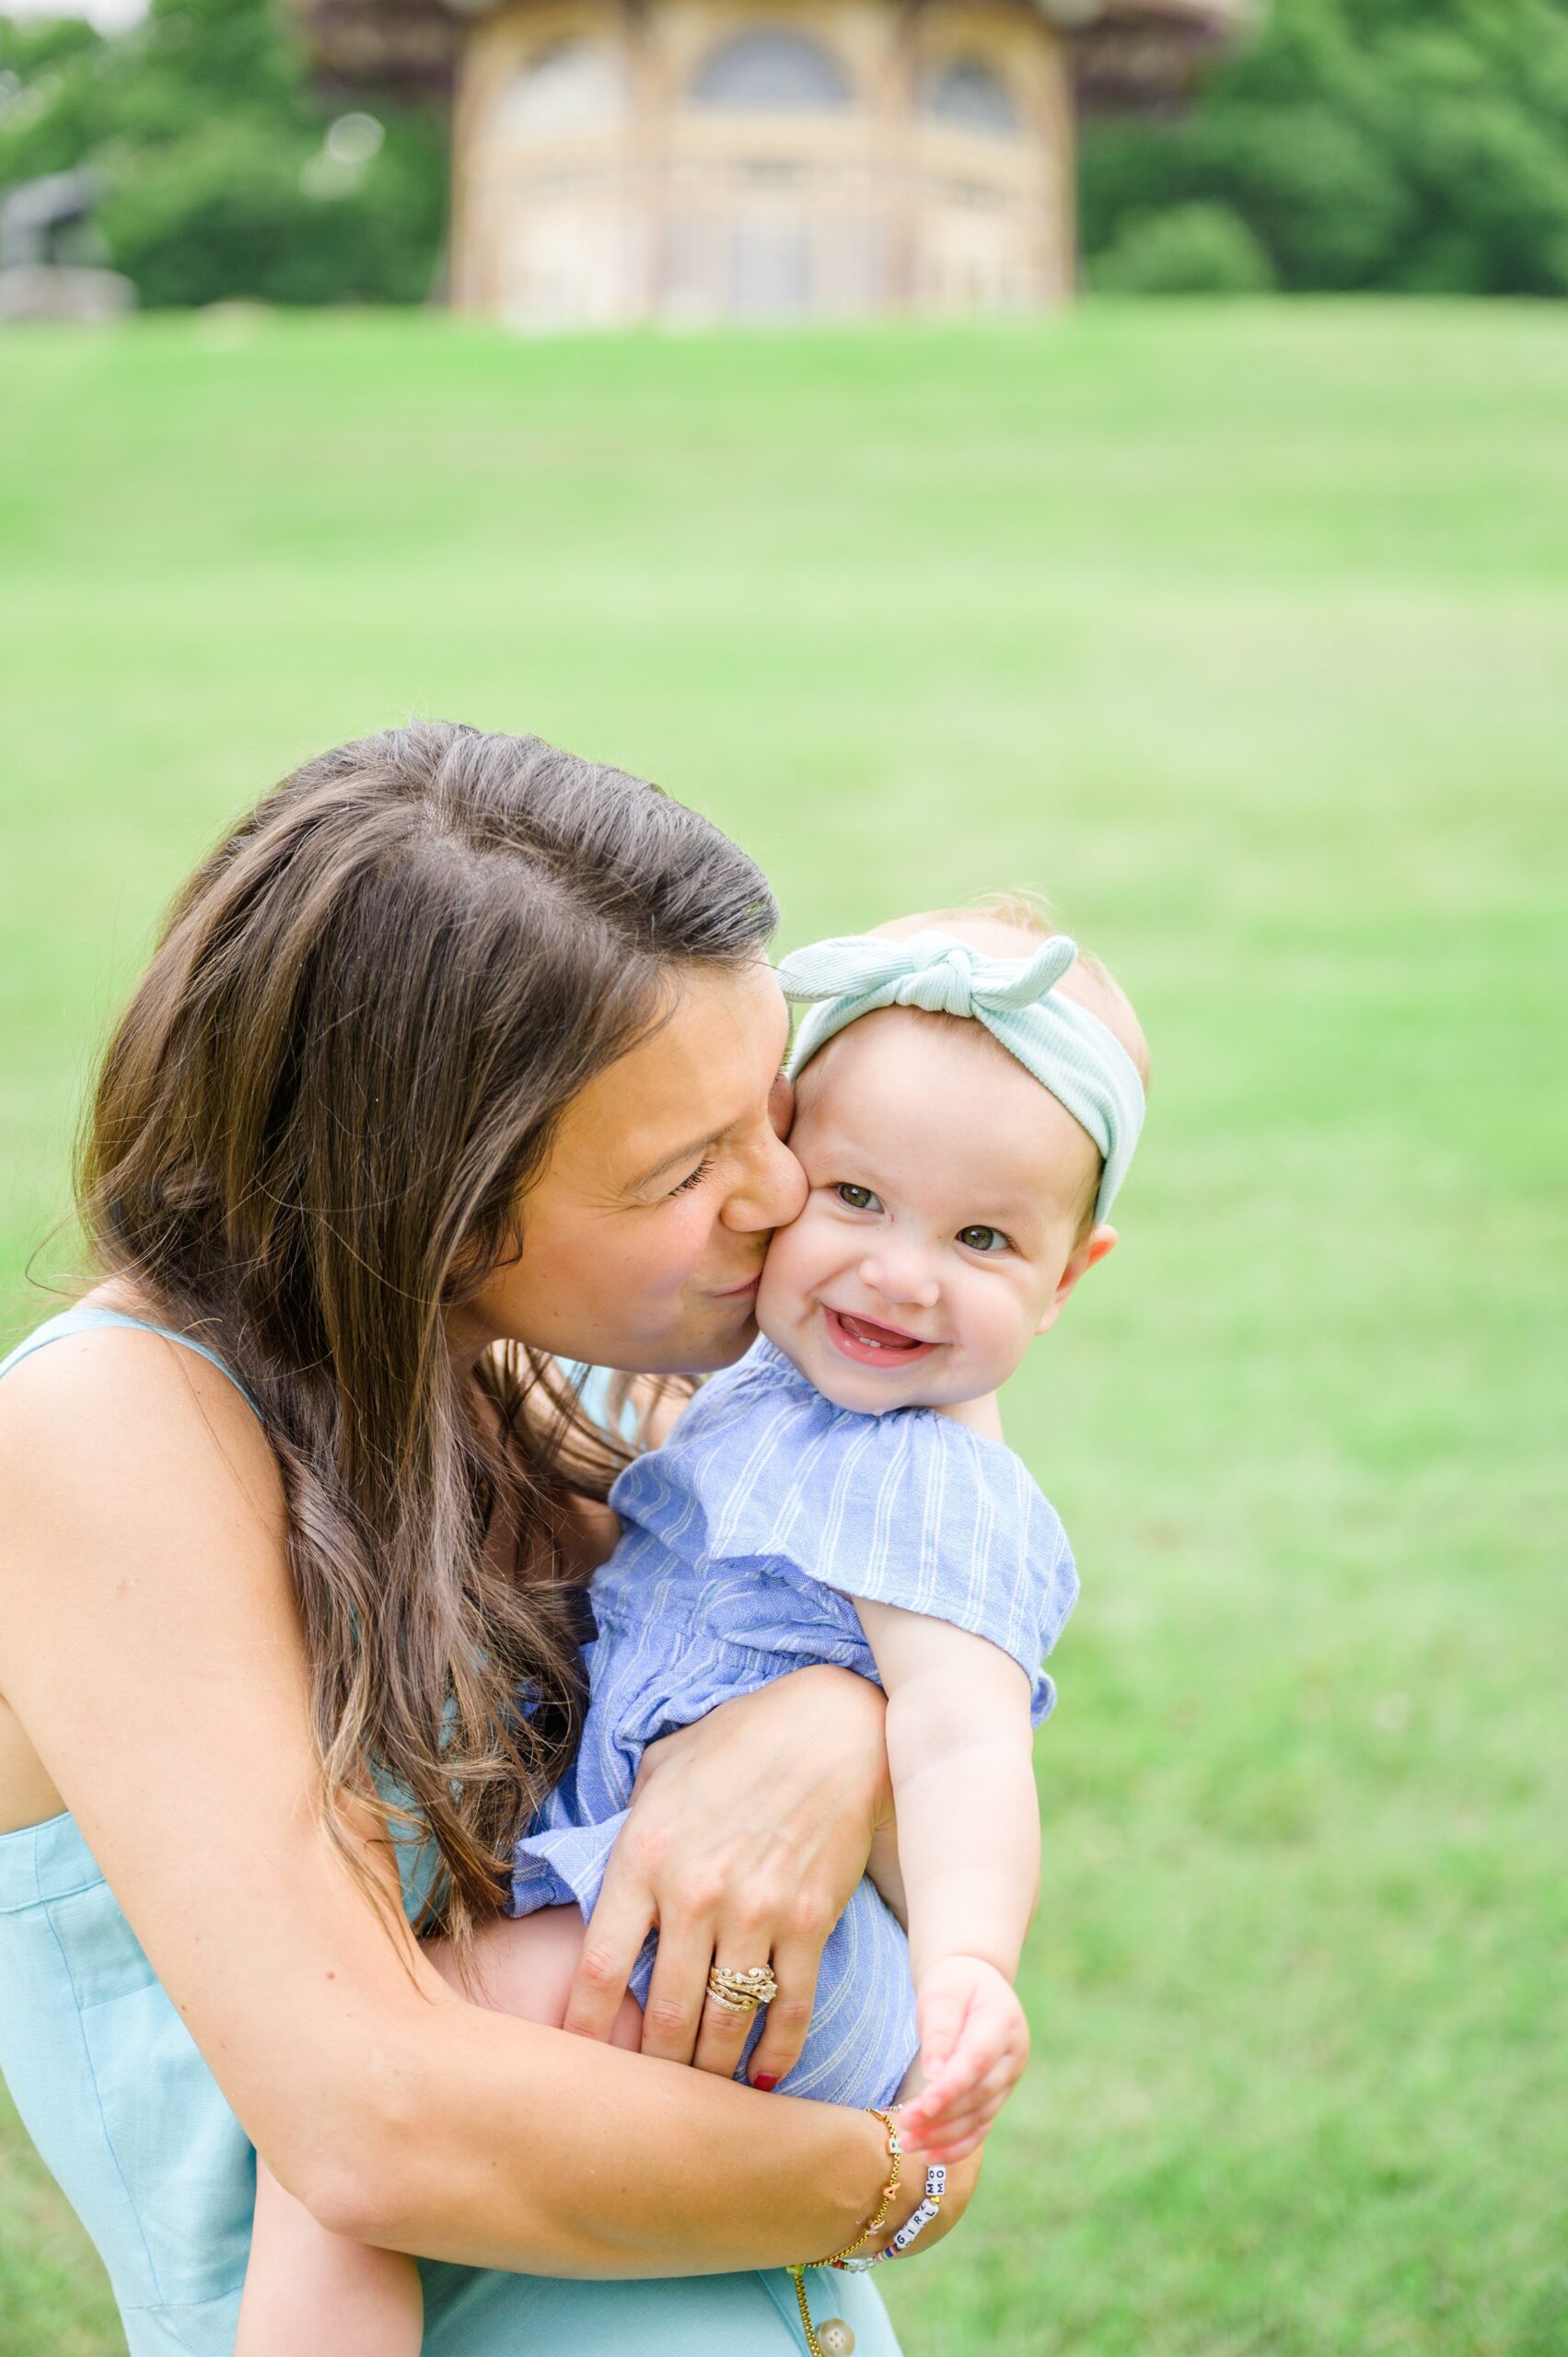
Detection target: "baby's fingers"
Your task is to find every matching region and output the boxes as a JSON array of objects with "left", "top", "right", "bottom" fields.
[
  {"left": 904, "top": 2030, "right": 996, "bottom": 2142},
  {"left": 912, "top": 2057, "right": 1023, "bottom": 2162},
  {"left": 913, "top": 2102, "right": 1004, "bottom": 2166},
  {"left": 903, "top": 2078, "right": 989, "bottom": 2152},
  {"left": 913, "top": 1976, "right": 973, "bottom": 2094},
  {"left": 912, "top": 2120, "right": 992, "bottom": 2169},
  {"left": 905, "top": 2032, "right": 1027, "bottom": 2151}
]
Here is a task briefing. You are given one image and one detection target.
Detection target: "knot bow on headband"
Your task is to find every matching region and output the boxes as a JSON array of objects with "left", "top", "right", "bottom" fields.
[{"left": 777, "top": 928, "right": 1144, "bottom": 1223}]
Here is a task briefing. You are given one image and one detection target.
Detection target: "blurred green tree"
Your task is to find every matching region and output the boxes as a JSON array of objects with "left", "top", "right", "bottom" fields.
[
  {"left": 0, "top": 0, "right": 445, "bottom": 306},
  {"left": 1081, "top": 0, "right": 1568, "bottom": 295},
  {"left": 1088, "top": 200, "right": 1276, "bottom": 295}
]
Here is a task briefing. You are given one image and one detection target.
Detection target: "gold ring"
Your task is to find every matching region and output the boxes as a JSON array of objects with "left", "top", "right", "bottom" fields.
[{"left": 706, "top": 1963, "right": 779, "bottom": 2014}]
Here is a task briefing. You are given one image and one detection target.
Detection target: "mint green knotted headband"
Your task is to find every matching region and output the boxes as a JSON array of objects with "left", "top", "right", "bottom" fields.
[{"left": 778, "top": 929, "right": 1145, "bottom": 1223}]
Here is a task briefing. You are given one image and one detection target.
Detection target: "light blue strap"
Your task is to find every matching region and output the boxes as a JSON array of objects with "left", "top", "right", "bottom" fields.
[{"left": 0, "top": 1307, "right": 262, "bottom": 1420}]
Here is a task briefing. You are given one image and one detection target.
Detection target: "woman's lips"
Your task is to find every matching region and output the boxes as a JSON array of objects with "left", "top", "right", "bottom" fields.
[
  {"left": 824, "top": 1307, "right": 939, "bottom": 1368},
  {"left": 714, "top": 1272, "right": 762, "bottom": 1299}
]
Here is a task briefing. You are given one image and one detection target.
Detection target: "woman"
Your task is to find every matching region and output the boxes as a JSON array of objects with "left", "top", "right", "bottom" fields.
[{"left": 0, "top": 724, "right": 978, "bottom": 2356}]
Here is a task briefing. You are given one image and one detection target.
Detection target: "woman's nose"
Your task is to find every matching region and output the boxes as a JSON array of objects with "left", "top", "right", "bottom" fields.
[
  {"left": 722, "top": 1119, "right": 807, "bottom": 1235},
  {"left": 858, "top": 1249, "right": 940, "bottom": 1312}
]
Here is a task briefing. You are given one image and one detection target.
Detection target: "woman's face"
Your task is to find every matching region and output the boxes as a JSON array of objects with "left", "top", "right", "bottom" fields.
[{"left": 460, "top": 956, "right": 806, "bottom": 1376}]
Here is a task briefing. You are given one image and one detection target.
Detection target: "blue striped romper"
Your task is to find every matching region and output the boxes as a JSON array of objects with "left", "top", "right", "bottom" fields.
[{"left": 512, "top": 1339, "right": 1079, "bottom": 2105}]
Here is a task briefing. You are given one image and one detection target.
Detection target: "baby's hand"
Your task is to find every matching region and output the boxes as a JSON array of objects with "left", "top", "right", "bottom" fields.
[{"left": 898, "top": 1956, "right": 1028, "bottom": 2165}]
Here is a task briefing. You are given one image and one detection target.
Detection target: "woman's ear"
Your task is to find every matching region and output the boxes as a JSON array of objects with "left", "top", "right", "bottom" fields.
[{"left": 1036, "top": 1224, "right": 1118, "bottom": 1335}]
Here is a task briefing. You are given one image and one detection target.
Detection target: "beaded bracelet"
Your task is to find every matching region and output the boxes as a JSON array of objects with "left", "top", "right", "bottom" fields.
[
  {"left": 788, "top": 2107, "right": 901, "bottom": 2357},
  {"left": 833, "top": 2163, "right": 947, "bottom": 2270}
]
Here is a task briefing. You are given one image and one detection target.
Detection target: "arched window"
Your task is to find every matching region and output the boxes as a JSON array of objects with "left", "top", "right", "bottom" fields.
[
  {"left": 922, "top": 57, "right": 1019, "bottom": 136},
  {"left": 496, "top": 40, "right": 628, "bottom": 137},
  {"left": 691, "top": 28, "right": 852, "bottom": 110}
]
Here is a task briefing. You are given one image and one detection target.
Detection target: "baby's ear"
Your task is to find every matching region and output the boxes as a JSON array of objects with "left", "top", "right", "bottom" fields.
[{"left": 1036, "top": 1225, "right": 1118, "bottom": 1335}]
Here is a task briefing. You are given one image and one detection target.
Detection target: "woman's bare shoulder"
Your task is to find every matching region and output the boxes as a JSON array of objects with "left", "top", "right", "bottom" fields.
[
  {"left": 0, "top": 1295, "right": 293, "bottom": 1810},
  {"left": 0, "top": 1290, "right": 285, "bottom": 1534}
]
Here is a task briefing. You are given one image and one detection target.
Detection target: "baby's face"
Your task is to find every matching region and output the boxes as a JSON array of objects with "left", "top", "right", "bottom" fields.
[{"left": 757, "top": 1006, "right": 1101, "bottom": 1415}]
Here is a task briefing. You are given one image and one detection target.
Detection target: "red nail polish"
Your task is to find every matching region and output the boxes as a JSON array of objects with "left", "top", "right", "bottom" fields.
[{"left": 753, "top": 2073, "right": 780, "bottom": 2092}]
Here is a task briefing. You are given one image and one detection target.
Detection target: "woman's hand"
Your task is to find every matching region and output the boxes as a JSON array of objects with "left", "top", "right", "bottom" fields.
[{"left": 564, "top": 1666, "right": 892, "bottom": 2090}]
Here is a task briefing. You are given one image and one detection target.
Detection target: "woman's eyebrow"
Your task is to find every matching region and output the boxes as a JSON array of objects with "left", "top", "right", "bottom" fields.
[{"left": 625, "top": 1132, "right": 719, "bottom": 1192}]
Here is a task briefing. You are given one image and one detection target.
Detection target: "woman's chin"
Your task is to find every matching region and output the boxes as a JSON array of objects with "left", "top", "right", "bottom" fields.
[
  {"left": 701, "top": 1309, "right": 761, "bottom": 1371},
  {"left": 630, "top": 1301, "right": 759, "bottom": 1379}
]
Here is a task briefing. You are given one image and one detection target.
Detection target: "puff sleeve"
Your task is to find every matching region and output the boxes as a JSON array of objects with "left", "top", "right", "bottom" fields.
[{"left": 609, "top": 1346, "right": 1079, "bottom": 1723}]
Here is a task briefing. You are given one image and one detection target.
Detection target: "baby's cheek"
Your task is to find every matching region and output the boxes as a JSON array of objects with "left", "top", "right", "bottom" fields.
[
  {"left": 754, "top": 1255, "right": 784, "bottom": 1331},
  {"left": 756, "top": 1211, "right": 821, "bottom": 1334},
  {"left": 757, "top": 1227, "right": 802, "bottom": 1311},
  {"left": 962, "top": 1283, "right": 1040, "bottom": 1389}
]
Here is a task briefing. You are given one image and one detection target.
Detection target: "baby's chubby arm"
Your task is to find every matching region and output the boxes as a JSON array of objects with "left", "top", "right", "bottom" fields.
[{"left": 855, "top": 1600, "right": 1039, "bottom": 2162}]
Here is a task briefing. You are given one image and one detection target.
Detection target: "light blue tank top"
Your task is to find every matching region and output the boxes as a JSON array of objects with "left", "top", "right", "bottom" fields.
[{"left": 0, "top": 1307, "right": 901, "bottom": 2357}]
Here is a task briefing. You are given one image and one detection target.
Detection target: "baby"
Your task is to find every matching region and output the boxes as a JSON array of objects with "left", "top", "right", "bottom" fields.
[{"left": 238, "top": 898, "right": 1147, "bottom": 2353}]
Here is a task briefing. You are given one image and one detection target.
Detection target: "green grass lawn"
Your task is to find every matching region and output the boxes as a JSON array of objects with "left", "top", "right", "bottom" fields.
[{"left": 0, "top": 301, "right": 1563, "bottom": 2357}]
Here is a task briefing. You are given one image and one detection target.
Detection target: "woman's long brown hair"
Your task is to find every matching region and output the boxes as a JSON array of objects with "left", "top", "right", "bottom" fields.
[{"left": 75, "top": 722, "right": 776, "bottom": 1947}]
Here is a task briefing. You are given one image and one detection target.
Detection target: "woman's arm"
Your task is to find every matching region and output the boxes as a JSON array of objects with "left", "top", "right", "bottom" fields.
[{"left": 0, "top": 1329, "right": 968, "bottom": 2272}]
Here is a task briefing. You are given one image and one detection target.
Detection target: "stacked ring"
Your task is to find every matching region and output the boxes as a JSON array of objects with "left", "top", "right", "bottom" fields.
[{"left": 705, "top": 1963, "right": 779, "bottom": 2014}]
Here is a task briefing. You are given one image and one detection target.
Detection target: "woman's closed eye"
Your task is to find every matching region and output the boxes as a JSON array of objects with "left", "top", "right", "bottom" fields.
[
  {"left": 668, "top": 1154, "right": 715, "bottom": 1197},
  {"left": 834, "top": 1182, "right": 883, "bottom": 1213},
  {"left": 958, "top": 1224, "right": 1012, "bottom": 1255}
]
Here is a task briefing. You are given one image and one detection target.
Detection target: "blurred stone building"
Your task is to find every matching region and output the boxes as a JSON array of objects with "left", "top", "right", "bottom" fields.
[{"left": 299, "top": 0, "right": 1236, "bottom": 329}]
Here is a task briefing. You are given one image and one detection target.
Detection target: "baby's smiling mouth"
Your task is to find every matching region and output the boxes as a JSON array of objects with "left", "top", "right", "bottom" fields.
[{"left": 822, "top": 1306, "right": 942, "bottom": 1366}]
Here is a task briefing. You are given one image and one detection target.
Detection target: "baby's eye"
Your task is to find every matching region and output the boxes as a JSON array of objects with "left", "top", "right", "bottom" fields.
[
  {"left": 958, "top": 1225, "right": 1011, "bottom": 1255},
  {"left": 835, "top": 1183, "right": 882, "bottom": 1213}
]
